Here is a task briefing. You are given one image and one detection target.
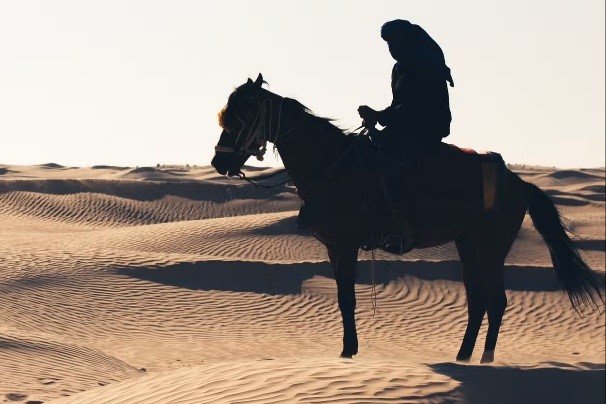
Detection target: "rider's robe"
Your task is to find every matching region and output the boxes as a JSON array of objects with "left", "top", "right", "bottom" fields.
[{"left": 377, "top": 61, "right": 452, "bottom": 154}]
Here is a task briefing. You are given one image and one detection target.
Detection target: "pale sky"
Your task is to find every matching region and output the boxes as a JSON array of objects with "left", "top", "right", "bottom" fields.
[{"left": 1, "top": 0, "right": 604, "bottom": 168}]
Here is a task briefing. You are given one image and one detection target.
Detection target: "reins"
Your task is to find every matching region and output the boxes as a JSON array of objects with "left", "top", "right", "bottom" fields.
[
  {"left": 371, "top": 249, "right": 379, "bottom": 317},
  {"left": 237, "top": 169, "right": 292, "bottom": 189}
]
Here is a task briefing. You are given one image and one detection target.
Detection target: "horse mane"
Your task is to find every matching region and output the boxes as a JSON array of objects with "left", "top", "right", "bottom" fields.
[
  {"left": 217, "top": 81, "right": 356, "bottom": 139},
  {"left": 217, "top": 106, "right": 228, "bottom": 130},
  {"left": 287, "top": 98, "right": 356, "bottom": 138}
]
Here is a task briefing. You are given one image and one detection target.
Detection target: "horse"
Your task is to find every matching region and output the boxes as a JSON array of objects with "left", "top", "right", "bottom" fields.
[{"left": 211, "top": 73, "right": 603, "bottom": 363}]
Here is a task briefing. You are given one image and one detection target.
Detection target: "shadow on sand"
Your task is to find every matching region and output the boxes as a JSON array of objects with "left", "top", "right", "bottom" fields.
[
  {"left": 428, "top": 362, "right": 605, "bottom": 404},
  {"left": 116, "top": 260, "right": 604, "bottom": 296},
  {"left": 0, "top": 177, "right": 295, "bottom": 202}
]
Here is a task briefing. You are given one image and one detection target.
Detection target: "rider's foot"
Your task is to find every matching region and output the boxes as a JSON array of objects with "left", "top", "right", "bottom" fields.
[{"left": 381, "top": 225, "right": 417, "bottom": 254}]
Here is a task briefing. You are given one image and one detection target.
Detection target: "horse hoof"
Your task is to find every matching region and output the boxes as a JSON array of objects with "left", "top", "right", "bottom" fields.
[
  {"left": 340, "top": 348, "right": 357, "bottom": 358},
  {"left": 456, "top": 353, "right": 471, "bottom": 363},
  {"left": 480, "top": 350, "right": 494, "bottom": 364},
  {"left": 340, "top": 349, "right": 357, "bottom": 359}
]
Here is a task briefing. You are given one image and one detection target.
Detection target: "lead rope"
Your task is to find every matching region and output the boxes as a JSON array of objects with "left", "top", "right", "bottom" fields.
[{"left": 371, "top": 249, "right": 378, "bottom": 317}]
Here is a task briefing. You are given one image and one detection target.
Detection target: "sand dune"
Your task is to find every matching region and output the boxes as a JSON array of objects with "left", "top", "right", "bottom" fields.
[{"left": 0, "top": 164, "right": 603, "bottom": 403}]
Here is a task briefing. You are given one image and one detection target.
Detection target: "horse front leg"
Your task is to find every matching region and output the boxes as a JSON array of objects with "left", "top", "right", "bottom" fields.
[{"left": 327, "top": 242, "right": 359, "bottom": 358}]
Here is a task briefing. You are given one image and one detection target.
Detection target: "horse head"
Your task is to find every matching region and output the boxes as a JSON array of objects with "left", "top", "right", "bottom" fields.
[{"left": 212, "top": 73, "right": 269, "bottom": 176}]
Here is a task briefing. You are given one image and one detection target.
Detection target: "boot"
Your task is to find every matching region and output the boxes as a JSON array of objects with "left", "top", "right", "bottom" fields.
[{"left": 378, "top": 170, "right": 418, "bottom": 254}]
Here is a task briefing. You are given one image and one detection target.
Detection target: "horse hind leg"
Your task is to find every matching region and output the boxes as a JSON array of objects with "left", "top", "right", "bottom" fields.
[
  {"left": 481, "top": 193, "right": 527, "bottom": 363},
  {"left": 456, "top": 231, "right": 511, "bottom": 364},
  {"left": 480, "top": 267, "right": 507, "bottom": 363},
  {"left": 455, "top": 252, "right": 487, "bottom": 362},
  {"left": 461, "top": 218, "right": 523, "bottom": 362},
  {"left": 455, "top": 272, "right": 508, "bottom": 364}
]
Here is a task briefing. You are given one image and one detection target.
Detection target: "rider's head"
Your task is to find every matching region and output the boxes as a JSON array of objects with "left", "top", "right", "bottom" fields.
[
  {"left": 381, "top": 19, "right": 417, "bottom": 62},
  {"left": 380, "top": 19, "right": 454, "bottom": 87}
]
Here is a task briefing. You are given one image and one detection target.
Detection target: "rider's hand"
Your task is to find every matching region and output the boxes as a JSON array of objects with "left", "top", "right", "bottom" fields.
[
  {"left": 358, "top": 105, "right": 378, "bottom": 128},
  {"left": 358, "top": 105, "right": 378, "bottom": 120}
]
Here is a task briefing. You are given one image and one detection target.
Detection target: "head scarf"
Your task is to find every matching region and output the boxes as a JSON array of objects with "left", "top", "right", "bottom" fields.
[{"left": 381, "top": 19, "right": 454, "bottom": 87}]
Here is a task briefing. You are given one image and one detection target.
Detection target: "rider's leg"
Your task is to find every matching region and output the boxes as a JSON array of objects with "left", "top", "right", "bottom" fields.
[{"left": 379, "top": 160, "right": 418, "bottom": 254}]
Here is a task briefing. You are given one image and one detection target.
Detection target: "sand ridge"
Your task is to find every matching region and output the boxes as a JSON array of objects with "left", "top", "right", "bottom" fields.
[{"left": 0, "top": 164, "right": 604, "bottom": 403}]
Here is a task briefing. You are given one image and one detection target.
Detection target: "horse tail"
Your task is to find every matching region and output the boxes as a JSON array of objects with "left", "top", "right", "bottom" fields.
[{"left": 526, "top": 182, "right": 604, "bottom": 311}]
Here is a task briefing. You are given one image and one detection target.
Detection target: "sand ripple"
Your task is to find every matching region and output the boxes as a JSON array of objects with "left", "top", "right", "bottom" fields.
[{"left": 0, "top": 165, "right": 603, "bottom": 403}]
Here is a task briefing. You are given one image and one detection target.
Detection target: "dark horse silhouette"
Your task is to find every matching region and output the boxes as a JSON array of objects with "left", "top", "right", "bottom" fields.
[{"left": 211, "top": 74, "right": 603, "bottom": 363}]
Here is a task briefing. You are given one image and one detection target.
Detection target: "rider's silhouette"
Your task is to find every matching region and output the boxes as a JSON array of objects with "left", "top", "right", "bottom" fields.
[
  {"left": 358, "top": 20, "right": 455, "bottom": 253},
  {"left": 358, "top": 19, "right": 454, "bottom": 156}
]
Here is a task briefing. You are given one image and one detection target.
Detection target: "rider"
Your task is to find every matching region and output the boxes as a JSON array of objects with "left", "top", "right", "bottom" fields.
[
  {"left": 359, "top": 19, "right": 453, "bottom": 154},
  {"left": 358, "top": 19, "right": 454, "bottom": 253}
]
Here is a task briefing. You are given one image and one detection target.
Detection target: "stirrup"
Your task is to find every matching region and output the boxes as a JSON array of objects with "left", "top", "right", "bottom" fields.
[{"left": 380, "top": 231, "right": 417, "bottom": 255}]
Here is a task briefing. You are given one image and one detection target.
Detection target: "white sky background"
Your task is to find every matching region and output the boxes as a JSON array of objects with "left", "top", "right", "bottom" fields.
[{"left": 0, "top": 0, "right": 604, "bottom": 168}]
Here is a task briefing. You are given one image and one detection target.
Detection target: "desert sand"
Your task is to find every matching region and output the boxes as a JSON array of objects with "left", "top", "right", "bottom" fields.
[{"left": 0, "top": 163, "right": 604, "bottom": 403}]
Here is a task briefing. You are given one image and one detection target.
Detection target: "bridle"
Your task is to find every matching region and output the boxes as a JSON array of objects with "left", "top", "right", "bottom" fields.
[
  {"left": 214, "top": 92, "right": 297, "bottom": 162},
  {"left": 215, "top": 89, "right": 305, "bottom": 161}
]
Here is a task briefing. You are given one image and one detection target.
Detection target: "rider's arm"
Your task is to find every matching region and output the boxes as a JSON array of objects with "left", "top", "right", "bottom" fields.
[
  {"left": 376, "top": 63, "right": 404, "bottom": 127},
  {"left": 376, "top": 105, "right": 399, "bottom": 127}
]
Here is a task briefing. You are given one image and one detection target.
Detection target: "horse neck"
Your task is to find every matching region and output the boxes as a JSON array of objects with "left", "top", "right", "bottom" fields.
[{"left": 271, "top": 99, "right": 351, "bottom": 202}]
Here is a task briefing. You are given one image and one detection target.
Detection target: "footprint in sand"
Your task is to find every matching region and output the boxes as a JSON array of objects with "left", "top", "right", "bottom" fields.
[
  {"left": 4, "top": 393, "right": 45, "bottom": 403},
  {"left": 37, "top": 377, "right": 58, "bottom": 385},
  {"left": 5, "top": 393, "right": 28, "bottom": 401}
]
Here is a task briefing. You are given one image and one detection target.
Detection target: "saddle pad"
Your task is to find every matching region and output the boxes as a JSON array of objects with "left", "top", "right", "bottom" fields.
[
  {"left": 444, "top": 145, "right": 506, "bottom": 211},
  {"left": 398, "top": 144, "right": 507, "bottom": 221}
]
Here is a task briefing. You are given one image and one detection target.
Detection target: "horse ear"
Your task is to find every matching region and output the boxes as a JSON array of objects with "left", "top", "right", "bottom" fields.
[
  {"left": 254, "top": 73, "right": 264, "bottom": 88},
  {"left": 247, "top": 78, "right": 253, "bottom": 85}
]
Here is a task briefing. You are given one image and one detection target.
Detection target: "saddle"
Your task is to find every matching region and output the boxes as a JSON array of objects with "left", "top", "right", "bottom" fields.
[
  {"left": 359, "top": 142, "right": 508, "bottom": 253},
  {"left": 410, "top": 143, "right": 507, "bottom": 213},
  {"left": 296, "top": 139, "right": 507, "bottom": 255},
  {"left": 405, "top": 143, "right": 506, "bottom": 215}
]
